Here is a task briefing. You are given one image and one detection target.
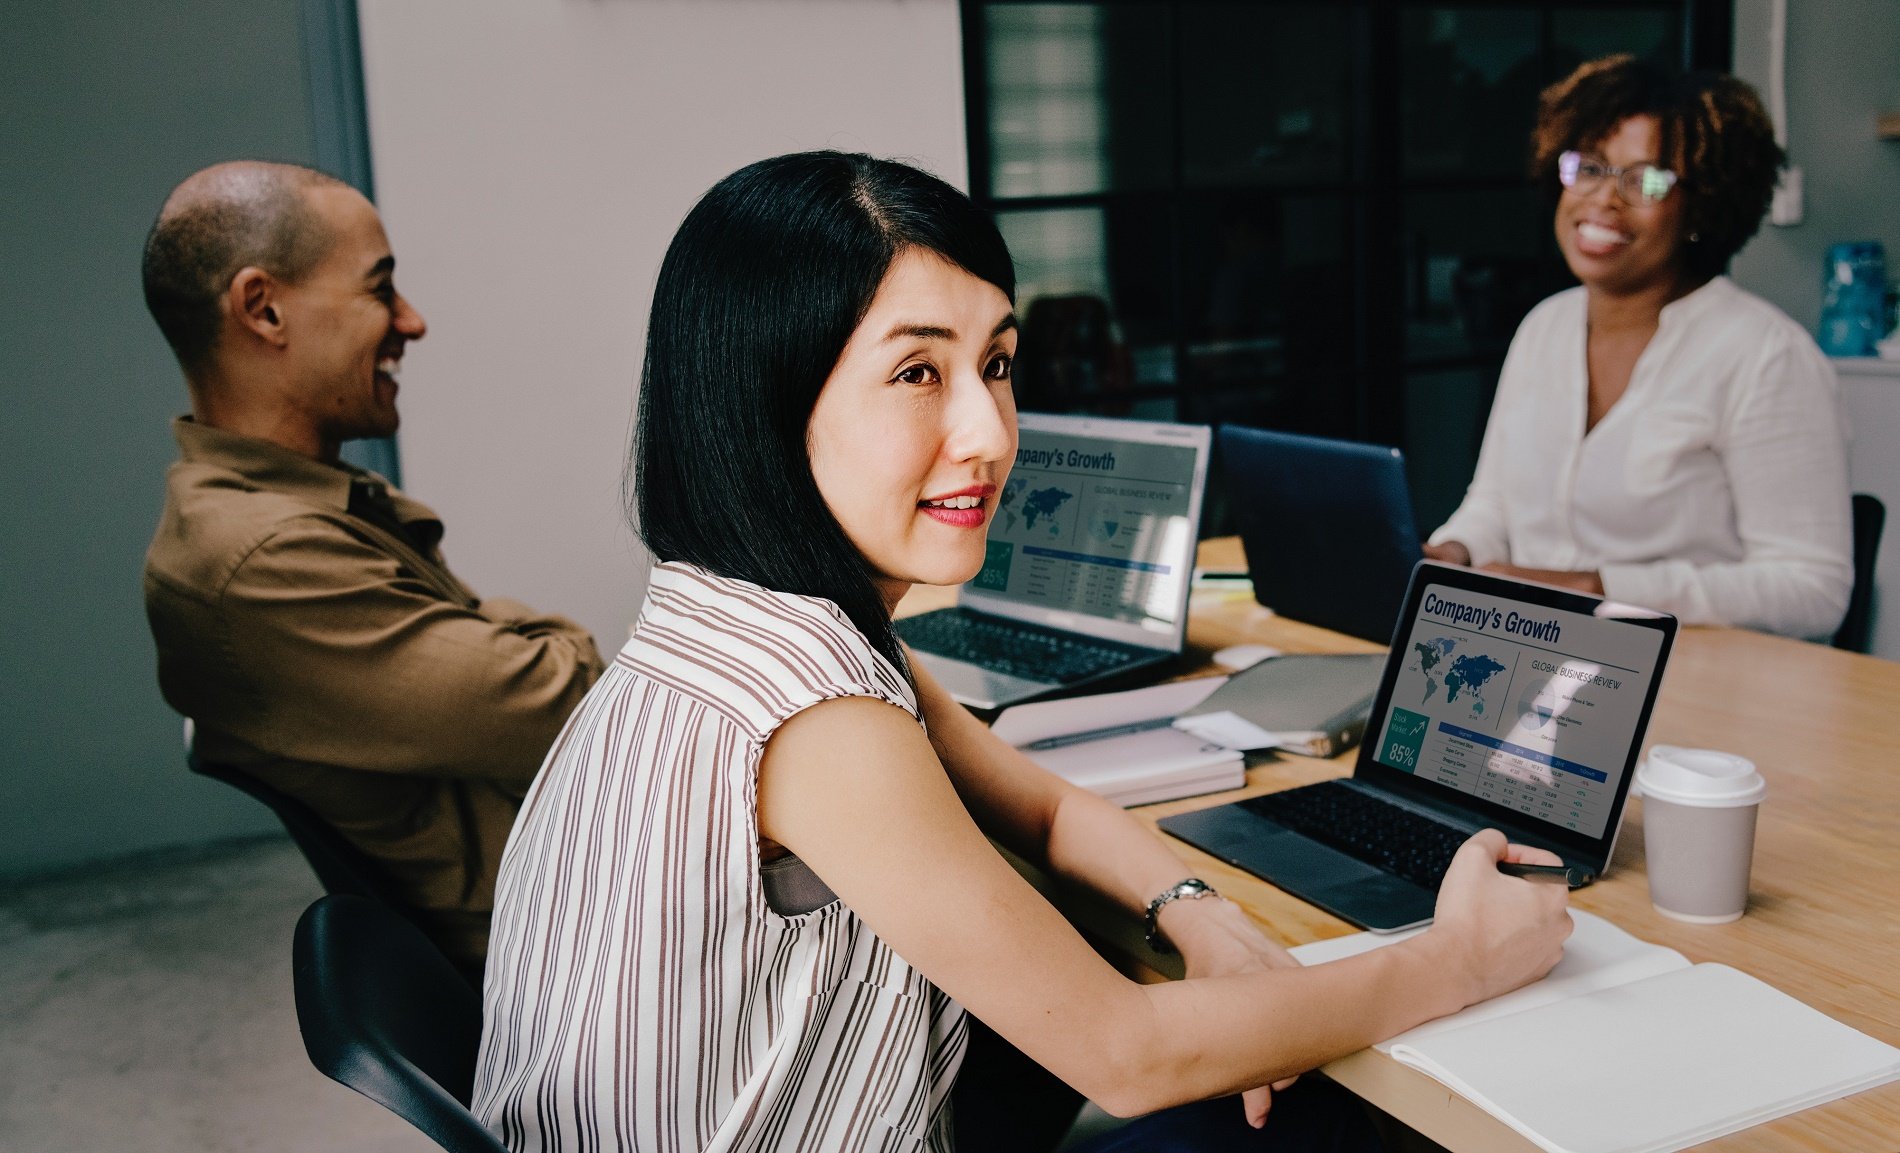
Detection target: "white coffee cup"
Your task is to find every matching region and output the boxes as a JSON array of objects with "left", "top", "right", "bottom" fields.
[{"left": 1635, "top": 746, "right": 1766, "bottom": 923}]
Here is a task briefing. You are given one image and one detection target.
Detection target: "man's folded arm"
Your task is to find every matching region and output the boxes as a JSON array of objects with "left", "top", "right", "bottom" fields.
[
  {"left": 217, "top": 520, "right": 607, "bottom": 784},
  {"left": 477, "top": 595, "right": 597, "bottom": 639}
]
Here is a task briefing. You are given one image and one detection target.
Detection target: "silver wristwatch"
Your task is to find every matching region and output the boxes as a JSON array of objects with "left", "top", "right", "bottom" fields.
[{"left": 1143, "top": 877, "right": 1220, "bottom": 953}]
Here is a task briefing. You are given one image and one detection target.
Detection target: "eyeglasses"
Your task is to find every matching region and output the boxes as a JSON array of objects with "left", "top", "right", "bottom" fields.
[{"left": 1557, "top": 150, "right": 1679, "bottom": 206}]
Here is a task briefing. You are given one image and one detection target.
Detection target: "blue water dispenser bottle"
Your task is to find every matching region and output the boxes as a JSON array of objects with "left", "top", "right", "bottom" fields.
[{"left": 1817, "top": 241, "right": 1888, "bottom": 357}]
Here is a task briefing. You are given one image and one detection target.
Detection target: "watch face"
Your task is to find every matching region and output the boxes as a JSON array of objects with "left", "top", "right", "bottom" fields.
[
  {"left": 1166, "top": 879, "right": 1212, "bottom": 902},
  {"left": 1158, "top": 879, "right": 1212, "bottom": 903}
]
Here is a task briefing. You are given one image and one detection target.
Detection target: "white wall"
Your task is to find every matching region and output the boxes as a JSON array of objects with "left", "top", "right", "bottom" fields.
[
  {"left": 1729, "top": 0, "right": 1900, "bottom": 330},
  {"left": 1729, "top": 0, "right": 1900, "bottom": 658},
  {"left": 1837, "top": 360, "right": 1900, "bottom": 658},
  {"left": 358, "top": 0, "right": 968, "bottom": 650}
]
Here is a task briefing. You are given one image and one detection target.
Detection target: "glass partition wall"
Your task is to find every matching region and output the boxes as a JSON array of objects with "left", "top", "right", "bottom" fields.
[{"left": 962, "top": 0, "right": 1726, "bottom": 531}]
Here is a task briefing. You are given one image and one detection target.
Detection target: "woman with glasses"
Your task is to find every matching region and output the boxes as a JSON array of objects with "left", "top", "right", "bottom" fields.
[{"left": 1423, "top": 56, "right": 1852, "bottom": 641}]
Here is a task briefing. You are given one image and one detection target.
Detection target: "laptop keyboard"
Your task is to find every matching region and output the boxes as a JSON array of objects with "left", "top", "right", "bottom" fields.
[
  {"left": 896, "top": 609, "right": 1152, "bottom": 685},
  {"left": 1242, "top": 781, "right": 1469, "bottom": 891}
]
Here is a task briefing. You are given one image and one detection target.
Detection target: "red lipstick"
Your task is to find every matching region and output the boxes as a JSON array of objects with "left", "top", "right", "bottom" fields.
[{"left": 918, "top": 484, "right": 996, "bottom": 528}]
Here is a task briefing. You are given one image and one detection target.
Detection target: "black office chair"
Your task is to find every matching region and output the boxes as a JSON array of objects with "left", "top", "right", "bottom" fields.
[
  {"left": 294, "top": 895, "right": 505, "bottom": 1153},
  {"left": 186, "top": 745, "right": 402, "bottom": 907},
  {"left": 1833, "top": 493, "right": 1886, "bottom": 653}
]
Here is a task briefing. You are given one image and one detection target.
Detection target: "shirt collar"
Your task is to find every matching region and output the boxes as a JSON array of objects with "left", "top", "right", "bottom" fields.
[{"left": 170, "top": 416, "right": 441, "bottom": 535}]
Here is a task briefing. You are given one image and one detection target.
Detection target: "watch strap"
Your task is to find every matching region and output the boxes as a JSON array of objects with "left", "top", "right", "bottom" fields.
[{"left": 1143, "top": 877, "right": 1220, "bottom": 953}]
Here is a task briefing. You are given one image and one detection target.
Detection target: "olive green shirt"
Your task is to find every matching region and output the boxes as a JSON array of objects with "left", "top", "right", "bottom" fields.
[{"left": 144, "top": 417, "right": 605, "bottom": 969}]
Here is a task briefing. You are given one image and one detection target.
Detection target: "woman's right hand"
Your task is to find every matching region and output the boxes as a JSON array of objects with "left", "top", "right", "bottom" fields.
[
  {"left": 1425, "top": 829, "right": 1572, "bottom": 1008},
  {"left": 1421, "top": 539, "right": 1473, "bottom": 566}
]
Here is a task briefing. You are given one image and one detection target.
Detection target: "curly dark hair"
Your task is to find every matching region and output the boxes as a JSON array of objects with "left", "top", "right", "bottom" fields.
[{"left": 1530, "top": 55, "right": 1784, "bottom": 280}]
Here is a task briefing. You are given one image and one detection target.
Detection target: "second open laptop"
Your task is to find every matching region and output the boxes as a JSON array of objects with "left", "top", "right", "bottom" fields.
[
  {"left": 1160, "top": 562, "right": 1676, "bottom": 932},
  {"left": 1219, "top": 425, "right": 1424, "bottom": 644},
  {"left": 898, "top": 413, "right": 1212, "bottom": 711}
]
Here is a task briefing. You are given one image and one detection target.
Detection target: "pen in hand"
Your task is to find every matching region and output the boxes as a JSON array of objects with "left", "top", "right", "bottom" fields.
[{"left": 1496, "top": 861, "right": 1594, "bottom": 886}]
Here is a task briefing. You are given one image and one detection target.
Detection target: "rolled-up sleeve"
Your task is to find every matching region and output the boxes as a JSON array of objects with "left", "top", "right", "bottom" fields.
[{"left": 216, "top": 519, "right": 606, "bottom": 784}]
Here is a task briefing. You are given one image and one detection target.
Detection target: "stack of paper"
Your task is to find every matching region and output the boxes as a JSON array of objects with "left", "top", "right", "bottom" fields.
[{"left": 991, "top": 678, "right": 1243, "bottom": 807}]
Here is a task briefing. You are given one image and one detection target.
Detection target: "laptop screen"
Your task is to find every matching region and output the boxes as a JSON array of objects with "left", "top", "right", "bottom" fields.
[
  {"left": 965, "top": 418, "right": 1205, "bottom": 642},
  {"left": 1366, "top": 574, "right": 1670, "bottom": 842},
  {"left": 1217, "top": 425, "right": 1422, "bottom": 644}
]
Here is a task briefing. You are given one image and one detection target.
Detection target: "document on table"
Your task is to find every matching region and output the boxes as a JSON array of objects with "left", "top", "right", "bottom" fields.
[
  {"left": 991, "top": 678, "right": 1243, "bottom": 807},
  {"left": 1291, "top": 910, "right": 1900, "bottom": 1153}
]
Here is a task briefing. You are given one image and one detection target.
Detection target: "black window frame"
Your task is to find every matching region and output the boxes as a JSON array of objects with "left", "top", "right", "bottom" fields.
[{"left": 961, "top": 0, "right": 1732, "bottom": 455}]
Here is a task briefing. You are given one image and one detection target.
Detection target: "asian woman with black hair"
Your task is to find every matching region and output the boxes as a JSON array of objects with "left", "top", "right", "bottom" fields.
[{"left": 473, "top": 151, "right": 1571, "bottom": 1153}]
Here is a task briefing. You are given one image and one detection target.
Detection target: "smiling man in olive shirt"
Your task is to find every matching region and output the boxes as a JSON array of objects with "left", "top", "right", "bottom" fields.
[{"left": 140, "top": 161, "right": 604, "bottom": 971}]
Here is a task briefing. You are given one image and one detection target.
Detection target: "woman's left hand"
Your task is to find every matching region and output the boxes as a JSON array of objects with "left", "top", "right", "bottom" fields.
[{"left": 1170, "top": 898, "right": 1305, "bottom": 1128}]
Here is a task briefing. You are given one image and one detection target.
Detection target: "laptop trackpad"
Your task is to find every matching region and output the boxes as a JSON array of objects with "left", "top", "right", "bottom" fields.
[
  {"left": 1238, "top": 828, "right": 1385, "bottom": 888},
  {"left": 1158, "top": 806, "right": 1435, "bottom": 932},
  {"left": 1163, "top": 806, "right": 1383, "bottom": 886},
  {"left": 910, "top": 650, "right": 1052, "bottom": 711},
  {"left": 1240, "top": 829, "right": 1436, "bottom": 933}
]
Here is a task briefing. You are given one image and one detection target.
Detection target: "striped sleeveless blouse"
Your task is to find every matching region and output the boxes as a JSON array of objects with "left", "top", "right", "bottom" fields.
[{"left": 472, "top": 562, "right": 968, "bottom": 1152}]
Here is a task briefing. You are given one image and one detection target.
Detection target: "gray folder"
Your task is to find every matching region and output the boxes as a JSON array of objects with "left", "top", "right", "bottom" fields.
[{"left": 1173, "top": 653, "right": 1384, "bottom": 757}]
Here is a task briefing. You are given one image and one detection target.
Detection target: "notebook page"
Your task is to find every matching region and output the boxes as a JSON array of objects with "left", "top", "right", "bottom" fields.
[
  {"left": 1292, "top": 910, "right": 1689, "bottom": 1048},
  {"left": 1387, "top": 962, "right": 1900, "bottom": 1153}
]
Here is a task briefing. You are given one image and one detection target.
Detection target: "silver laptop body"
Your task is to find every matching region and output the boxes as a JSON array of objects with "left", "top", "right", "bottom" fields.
[
  {"left": 901, "top": 413, "right": 1212, "bottom": 710},
  {"left": 1161, "top": 562, "right": 1677, "bottom": 931}
]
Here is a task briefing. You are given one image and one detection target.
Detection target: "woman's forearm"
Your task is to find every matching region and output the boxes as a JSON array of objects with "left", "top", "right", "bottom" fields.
[
  {"left": 916, "top": 657, "right": 1237, "bottom": 918},
  {"left": 842, "top": 674, "right": 1572, "bottom": 1117},
  {"left": 1040, "top": 782, "right": 1221, "bottom": 920},
  {"left": 1095, "top": 932, "right": 1472, "bottom": 1116}
]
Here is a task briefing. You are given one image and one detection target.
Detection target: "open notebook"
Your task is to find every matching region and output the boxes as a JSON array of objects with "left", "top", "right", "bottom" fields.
[{"left": 1291, "top": 911, "right": 1900, "bottom": 1153}]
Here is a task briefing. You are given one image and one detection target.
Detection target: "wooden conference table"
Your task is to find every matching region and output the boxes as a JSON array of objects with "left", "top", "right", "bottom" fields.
[{"left": 901, "top": 539, "right": 1900, "bottom": 1152}]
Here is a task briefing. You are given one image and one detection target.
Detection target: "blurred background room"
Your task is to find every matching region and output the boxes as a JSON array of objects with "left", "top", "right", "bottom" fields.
[{"left": 4, "top": 2, "right": 1897, "bottom": 1149}]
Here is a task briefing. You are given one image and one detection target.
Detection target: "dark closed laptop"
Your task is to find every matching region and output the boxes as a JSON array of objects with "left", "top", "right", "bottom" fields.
[
  {"left": 1219, "top": 425, "right": 1422, "bottom": 644},
  {"left": 1160, "top": 562, "right": 1676, "bottom": 932}
]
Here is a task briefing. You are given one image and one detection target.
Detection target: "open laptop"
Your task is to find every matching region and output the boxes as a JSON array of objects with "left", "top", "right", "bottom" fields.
[
  {"left": 898, "top": 413, "right": 1212, "bottom": 711},
  {"left": 1220, "top": 425, "right": 1423, "bottom": 643},
  {"left": 1159, "top": 562, "right": 1676, "bottom": 932}
]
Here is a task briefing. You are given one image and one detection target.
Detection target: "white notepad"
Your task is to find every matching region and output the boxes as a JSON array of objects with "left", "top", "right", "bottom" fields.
[
  {"left": 990, "top": 678, "right": 1243, "bottom": 807},
  {"left": 1291, "top": 911, "right": 1900, "bottom": 1153}
]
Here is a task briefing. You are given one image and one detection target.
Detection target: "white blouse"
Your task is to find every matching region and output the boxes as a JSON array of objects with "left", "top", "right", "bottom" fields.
[
  {"left": 473, "top": 563, "right": 966, "bottom": 1152},
  {"left": 1430, "top": 276, "right": 1853, "bottom": 641}
]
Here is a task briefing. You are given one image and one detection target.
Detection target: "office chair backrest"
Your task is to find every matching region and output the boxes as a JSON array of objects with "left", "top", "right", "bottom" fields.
[
  {"left": 186, "top": 748, "right": 401, "bottom": 907},
  {"left": 294, "top": 895, "right": 505, "bottom": 1153},
  {"left": 1834, "top": 493, "right": 1886, "bottom": 653},
  {"left": 1016, "top": 293, "right": 1133, "bottom": 409}
]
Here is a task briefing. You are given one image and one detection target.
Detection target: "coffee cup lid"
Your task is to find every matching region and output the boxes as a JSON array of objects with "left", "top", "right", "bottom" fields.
[{"left": 1636, "top": 746, "right": 1766, "bottom": 807}]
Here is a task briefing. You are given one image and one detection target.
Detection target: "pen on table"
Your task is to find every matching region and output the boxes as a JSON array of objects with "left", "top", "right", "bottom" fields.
[
  {"left": 1191, "top": 570, "right": 1254, "bottom": 601},
  {"left": 1020, "top": 716, "right": 1177, "bottom": 752},
  {"left": 1496, "top": 861, "right": 1594, "bottom": 886}
]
